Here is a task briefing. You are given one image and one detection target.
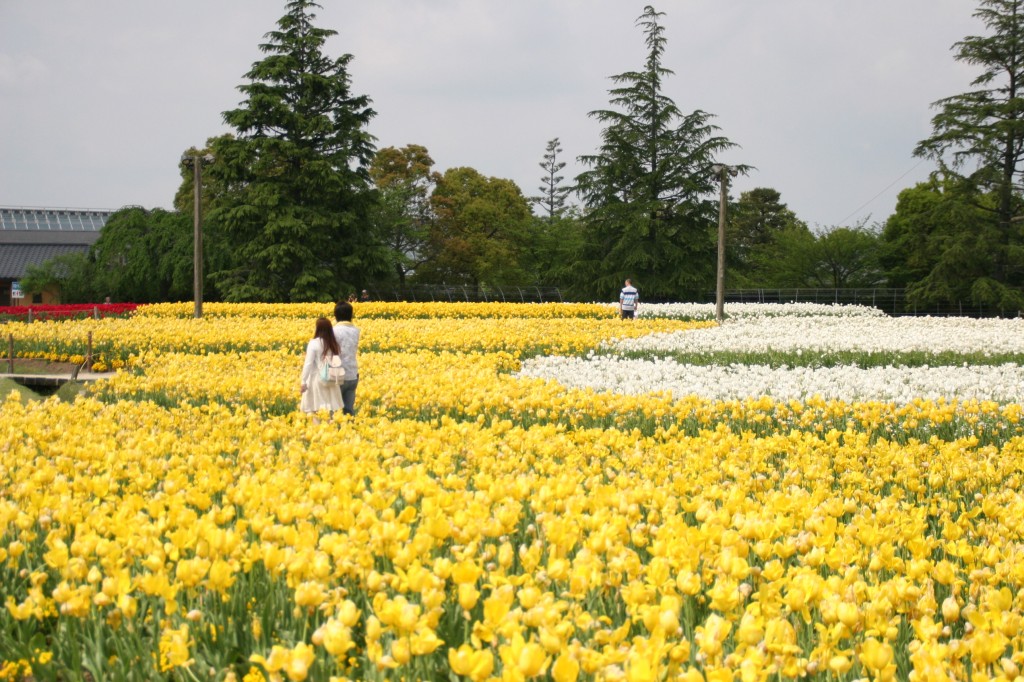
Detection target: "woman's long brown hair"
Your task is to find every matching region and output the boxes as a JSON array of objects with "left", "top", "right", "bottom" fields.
[{"left": 314, "top": 317, "right": 341, "bottom": 358}]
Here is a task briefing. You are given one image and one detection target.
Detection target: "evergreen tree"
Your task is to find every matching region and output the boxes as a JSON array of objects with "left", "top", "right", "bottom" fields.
[
  {"left": 882, "top": 177, "right": 1002, "bottom": 307},
  {"left": 574, "top": 5, "right": 742, "bottom": 301},
  {"left": 209, "top": 0, "right": 386, "bottom": 302},
  {"left": 527, "top": 138, "right": 581, "bottom": 289},
  {"left": 532, "top": 137, "right": 570, "bottom": 220},
  {"left": 727, "top": 187, "right": 806, "bottom": 287},
  {"left": 913, "top": 0, "right": 1024, "bottom": 311}
]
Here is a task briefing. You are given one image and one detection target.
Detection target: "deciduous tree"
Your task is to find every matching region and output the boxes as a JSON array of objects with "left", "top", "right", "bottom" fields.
[
  {"left": 756, "top": 224, "right": 884, "bottom": 289},
  {"left": 368, "top": 144, "right": 439, "bottom": 287},
  {"left": 417, "top": 167, "right": 534, "bottom": 290},
  {"left": 89, "top": 207, "right": 192, "bottom": 302},
  {"left": 20, "top": 252, "right": 96, "bottom": 304}
]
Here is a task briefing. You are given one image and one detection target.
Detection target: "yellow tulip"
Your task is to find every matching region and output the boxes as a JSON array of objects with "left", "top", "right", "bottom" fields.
[
  {"left": 551, "top": 652, "right": 580, "bottom": 682},
  {"left": 459, "top": 582, "right": 481, "bottom": 611},
  {"left": 695, "top": 614, "right": 731, "bottom": 659},
  {"left": 941, "top": 596, "right": 960, "bottom": 623},
  {"left": 448, "top": 645, "right": 494, "bottom": 682},
  {"left": 836, "top": 602, "right": 860, "bottom": 629},
  {"left": 626, "top": 657, "right": 656, "bottom": 682},
  {"left": 157, "top": 624, "right": 192, "bottom": 672},
  {"left": 391, "top": 637, "right": 411, "bottom": 665},
  {"left": 859, "top": 637, "right": 893, "bottom": 672},
  {"left": 827, "top": 655, "right": 852, "bottom": 674},
  {"left": 314, "top": 619, "right": 354, "bottom": 658},
  {"left": 293, "top": 581, "right": 326, "bottom": 608},
  {"left": 969, "top": 629, "right": 1008, "bottom": 666},
  {"left": 337, "top": 599, "right": 361, "bottom": 627},
  {"left": 452, "top": 559, "right": 483, "bottom": 585},
  {"left": 8, "top": 302, "right": 1024, "bottom": 681},
  {"left": 410, "top": 627, "right": 444, "bottom": 655},
  {"left": 735, "top": 612, "right": 763, "bottom": 646}
]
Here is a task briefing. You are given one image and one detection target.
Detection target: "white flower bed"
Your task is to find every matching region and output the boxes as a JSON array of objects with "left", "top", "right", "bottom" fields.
[
  {"left": 608, "top": 315, "right": 1024, "bottom": 356},
  {"left": 520, "top": 312, "right": 1024, "bottom": 403},
  {"left": 517, "top": 355, "right": 1024, "bottom": 403},
  {"left": 628, "top": 302, "right": 888, "bottom": 319}
]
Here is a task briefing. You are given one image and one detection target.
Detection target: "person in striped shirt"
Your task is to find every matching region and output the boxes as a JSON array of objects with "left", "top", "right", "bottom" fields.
[{"left": 619, "top": 279, "right": 639, "bottom": 319}]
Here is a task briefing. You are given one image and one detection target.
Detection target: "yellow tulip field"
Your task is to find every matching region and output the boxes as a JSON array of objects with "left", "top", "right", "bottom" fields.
[{"left": 2, "top": 302, "right": 1024, "bottom": 681}]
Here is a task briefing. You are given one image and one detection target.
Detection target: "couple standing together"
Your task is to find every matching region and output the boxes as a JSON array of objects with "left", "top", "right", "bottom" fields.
[{"left": 300, "top": 300, "right": 360, "bottom": 416}]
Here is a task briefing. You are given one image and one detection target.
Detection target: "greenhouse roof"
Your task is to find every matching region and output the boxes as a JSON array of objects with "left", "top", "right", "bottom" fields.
[{"left": 0, "top": 206, "right": 113, "bottom": 232}]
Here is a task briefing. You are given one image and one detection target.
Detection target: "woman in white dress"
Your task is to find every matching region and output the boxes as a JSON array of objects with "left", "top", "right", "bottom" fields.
[{"left": 299, "top": 317, "right": 344, "bottom": 414}]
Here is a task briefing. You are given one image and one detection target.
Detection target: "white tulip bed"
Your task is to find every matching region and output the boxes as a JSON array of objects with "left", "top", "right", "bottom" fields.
[{"left": 517, "top": 303, "right": 1024, "bottom": 404}]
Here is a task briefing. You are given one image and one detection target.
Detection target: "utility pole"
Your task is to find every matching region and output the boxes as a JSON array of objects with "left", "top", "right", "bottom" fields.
[
  {"left": 712, "top": 164, "right": 737, "bottom": 324},
  {"left": 180, "top": 152, "right": 214, "bottom": 319}
]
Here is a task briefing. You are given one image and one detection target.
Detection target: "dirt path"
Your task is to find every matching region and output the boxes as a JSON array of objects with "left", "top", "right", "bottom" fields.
[{"left": 1, "top": 358, "right": 81, "bottom": 375}]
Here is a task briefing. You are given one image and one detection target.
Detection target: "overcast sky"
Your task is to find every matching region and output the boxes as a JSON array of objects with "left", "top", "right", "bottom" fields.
[{"left": 1, "top": 1, "right": 979, "bottom": 230}]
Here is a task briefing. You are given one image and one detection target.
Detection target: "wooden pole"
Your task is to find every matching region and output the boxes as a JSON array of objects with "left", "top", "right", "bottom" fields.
[
  {"left": 7, "top": 334, "right": 12, "bottom": 373},
  {"left": 193, "top": 158, "right": 203, "bottom": 319},
  {"left": 715, "top": 168, "right": 728, "bottom": 324}
]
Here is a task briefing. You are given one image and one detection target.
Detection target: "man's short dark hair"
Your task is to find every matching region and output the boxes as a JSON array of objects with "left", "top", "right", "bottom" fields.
[{"left": 334, "top": 300, "right": 354, "bottom": 322}]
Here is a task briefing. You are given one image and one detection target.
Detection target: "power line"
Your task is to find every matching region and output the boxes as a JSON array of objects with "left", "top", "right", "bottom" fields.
[{"left": 836, "top": 158, "right": 929, "bottom": 226}]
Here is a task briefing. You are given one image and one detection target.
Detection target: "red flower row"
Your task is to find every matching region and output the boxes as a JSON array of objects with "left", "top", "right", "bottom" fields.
[{"left": 0, "top": 303, "right": 138, "bottom": 320}]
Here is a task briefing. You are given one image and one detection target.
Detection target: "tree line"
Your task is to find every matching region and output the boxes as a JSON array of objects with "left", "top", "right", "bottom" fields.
[{"left": 23, "top": 0, "right": 1024, "bottom": 314}]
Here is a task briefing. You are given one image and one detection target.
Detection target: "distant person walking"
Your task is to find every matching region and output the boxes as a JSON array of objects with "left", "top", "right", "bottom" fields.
[
  {"left": 619, "top": 279, "right": 639, "bottom": 319},
  {"left": 333, "top": 300, "right": 361, "bottom": 416}
]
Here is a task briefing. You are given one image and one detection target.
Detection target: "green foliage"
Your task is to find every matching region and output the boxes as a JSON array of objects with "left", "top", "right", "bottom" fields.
[
  {"left": 881, "top": 178, "right": 963, "bottom": 289},
  {"left": 416, "top": 167, "right": 535, "bottom": 289},
  {"left": 522, "top": 215, "right": 586, "bottom": 289},
  {"left": 727, "top": 188, "right": 807, "bottom": 287},
  {"left": 55, "top": 380, "right": 89, "bottom": 402},
  {"left": 910, "top": 0, "right": 1024, "bottom": 312},
  {"left": 750, "top": 225, "right": 817, "bottom": 288},
  {"left": 368, "top": 145, "right": 440, "bottom": 287},
  {"left": 883, "top": 176, "right": 1024, "bottom": 312},
  {"left": 532, "top": 137, "right": 572, "bottom": 220},
  {"left": 573, "top": 5, "right": 742, "bottom": 301},
  {"left": 20, "top": 252, "right": 98, "bottom": 304},
  {"left": 89, "top": 207, "right": 193, "bottom": 303},
  {"left": 812, "top": 226, "right": 886, "bottom": 288},
  {"left": 524, "top": 138, "right": 583, "bottom": 287},
  {"left": 208, "top": 0, "right": 387, "bottom": 302},
  {"left": 752, "top": 224, "right": 884, "bottom": 289}
]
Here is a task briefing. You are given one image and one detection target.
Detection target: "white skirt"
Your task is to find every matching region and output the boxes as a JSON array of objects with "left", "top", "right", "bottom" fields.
[{"left": 300, "top": 379, "right": 343, "bottom": 413}]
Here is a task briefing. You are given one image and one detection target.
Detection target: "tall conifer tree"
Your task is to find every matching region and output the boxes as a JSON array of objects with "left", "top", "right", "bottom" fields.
[
  {"left": 574, "top": 5, "right": 740, "bottom": 301},
  {"left": 533, "top": 138, "right": 570, "bottom": 220},
  {"left": 913, "top": 0, "right": 1024, "bottom": 311},
  {"left": 210, "top": 0, "right": 385, "bottom": 301}
]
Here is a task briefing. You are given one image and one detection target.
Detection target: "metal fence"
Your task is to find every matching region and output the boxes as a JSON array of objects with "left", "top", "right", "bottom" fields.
[
  {"left": 360, "top": 284, "right": 1021, "bottom": 317},
  {"left": 362, "top": 284, "right": 566, "bottom": 304}
]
